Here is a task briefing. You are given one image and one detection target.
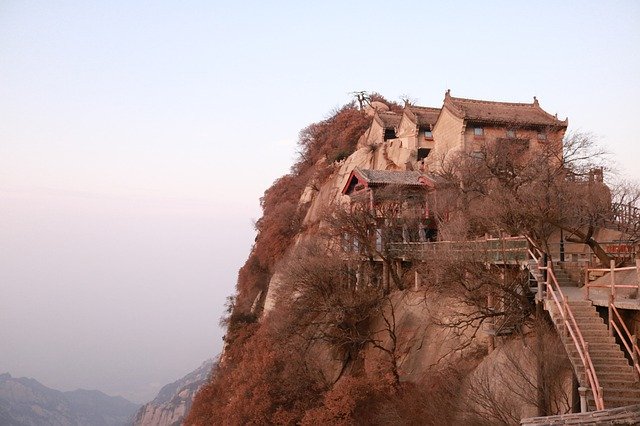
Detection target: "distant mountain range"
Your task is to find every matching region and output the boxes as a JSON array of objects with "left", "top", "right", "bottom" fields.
[
  {"left": 133, "top": 359, "right": 214, "bottom": 426},
  {"left": 0, "top": 373, "right": 140, "bottom": 426}
]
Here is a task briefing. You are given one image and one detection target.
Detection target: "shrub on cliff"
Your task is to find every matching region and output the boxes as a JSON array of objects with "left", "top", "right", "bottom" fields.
[{"left": 232, "top": 100, "right": 374, "bottom": 317}]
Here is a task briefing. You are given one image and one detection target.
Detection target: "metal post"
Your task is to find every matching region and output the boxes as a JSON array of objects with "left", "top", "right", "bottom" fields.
[
  {"left": 578, "top": 386, "right": 588, "bottom": 413},
  {"left": 584, "top": 267, "right": 590, "bottom": 300},
  {"left": 610, "top": 259, "right": 616, "bottom": 301},
  {"left": 487, "top": 292, "right": 495, "bottom": 353},
  {"left": 560, "top": 228, "right": 565, "bottom": 262},
  {"left": 636, "top": 259, "right": 640, "bottom": 298},
  {"left": 632, "top": 334, "right": 638, "bottom": 380},
  {"left": 537, "top": 271, "right": 543, "bottom": 301},
  {"left": 546, "top": 261, "right": 553, "bottom": 305},
  {"left": 608, "top": 294, "right": 614, "bottom": 337},
  {"left": 564, "top": 298, "right": 570, "bottom": 338},
  {"left": 382, "top": 262, "right": 389, "bottom": 293}
]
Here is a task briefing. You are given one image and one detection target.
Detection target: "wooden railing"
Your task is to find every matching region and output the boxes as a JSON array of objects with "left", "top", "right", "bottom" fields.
[
  {"left": 543, "top": 261, "right": 605, "bottom": 411},
  {"left": 545, "top": 240, "right": 637, "bottom": 267},
  {"left": 612, "top": 202, "right": 640, "bottom": 226},
  {"left": 585, "top": 260, "right": 640, "bottom": 300},
  {"left": 526, "top": 237, "right": 545, "bottom": 300},
  {"left": 609, "top": 303, "right": 640, "bottom": 378},
  {"left": 388, "top": 236, "right": 529, "bottom": 263}
]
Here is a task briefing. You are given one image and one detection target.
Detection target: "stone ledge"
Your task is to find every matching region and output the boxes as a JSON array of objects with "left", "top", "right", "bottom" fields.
[{"left": 521, "top": 404, "right": 640, "bottom": 425}]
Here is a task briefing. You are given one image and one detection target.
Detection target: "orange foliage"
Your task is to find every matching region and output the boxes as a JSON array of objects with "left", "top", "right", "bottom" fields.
[
  {"left": 189, "top": 96, "right": 410, "bottom": 424},
  {"left": 295, "top": 103, "right": 372, "bottom": 179},
  {"left": 185, "top": 321, "right": 325, "bottom": 426},
  {"left": 232, "top": 101, "right": 374, "bottom": 316},
  {"left": 300, "top": 369, "right": 461, "bottom": 426}
]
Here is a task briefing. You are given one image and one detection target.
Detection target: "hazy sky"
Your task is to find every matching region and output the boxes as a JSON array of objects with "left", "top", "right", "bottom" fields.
[{"left": 1, "top": 1, "right": 638, "bottom": 403}]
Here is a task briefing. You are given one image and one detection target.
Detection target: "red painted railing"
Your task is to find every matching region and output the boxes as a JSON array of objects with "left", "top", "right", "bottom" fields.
[
  {"left": 540, "top": 259, "right": 605, "bottom": 411},
  {"left": 585, "top": 260, "right": 640, "bottom": 300},
  {"left": 609, "top": 303, "right": 640, "bottom": 378}
]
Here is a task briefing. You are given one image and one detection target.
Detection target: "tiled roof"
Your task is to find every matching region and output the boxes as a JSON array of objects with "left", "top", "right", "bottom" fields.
[
  {"left": 356, "top": 168, "right": 426, "bottom": 186},
  {"left": 377, "top": 111, "right": 401, "bottom": 129},
  {"left": 407, "top": 106, "right": 440, "bottom": 127},
  {"left": 443, "top": 91, "right": 567, "bottom": 127}
]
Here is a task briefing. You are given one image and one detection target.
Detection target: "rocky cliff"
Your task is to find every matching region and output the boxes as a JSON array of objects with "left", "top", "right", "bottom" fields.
[
  {"left": 0, "top": 373, "right": 139, "bottom": 426},
  {"left": 132, "top": 360, "right": 214, "bottom": 426},
  {"left": 186, "top": 99, "right": 578, "bottom": 425}
]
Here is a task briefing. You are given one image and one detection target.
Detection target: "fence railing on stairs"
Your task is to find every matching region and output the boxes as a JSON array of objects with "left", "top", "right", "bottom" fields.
[
  {"left": 609, "top": 303, "right": 640, "bottom": 379},
  {"left": 541, "top": 260, "right": 605, "bottom": 411},
  {"left": 584, "top": 260, "right": 640, "bottom": 379},
  {"left": 585, "top": 260, "right": 640, "bottom": 300},
  {"left": 388, "top": 235, "right": 528, "bottom": 262}
]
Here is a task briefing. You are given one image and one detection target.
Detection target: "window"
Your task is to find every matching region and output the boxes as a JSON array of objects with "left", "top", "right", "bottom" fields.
[
  {"left": 424, "top": 129, "right": 433, "bottom": 139},
  {"left": 474, "top": 127, "right": 484, "bottom": 136},
  {"left": 417, "top": 148, "right": 431, "bottom": 161},
  {"left": 506, "top": 129, "right": 516, "bottom": 138},
  {"left": 537, "top": 132, "right": 547, "bottom": 141},
  {"left": 384, "top": 128, "right": 396, "bottom": 140}
]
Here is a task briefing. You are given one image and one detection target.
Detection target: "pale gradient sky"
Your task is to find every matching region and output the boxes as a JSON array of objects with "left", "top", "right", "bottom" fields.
[{"left": 1, "top": 1, "right": 639, "bottom": 403}]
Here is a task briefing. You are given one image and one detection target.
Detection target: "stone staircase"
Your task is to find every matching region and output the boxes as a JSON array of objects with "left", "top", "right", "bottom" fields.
[
  {"left": 527, "top": 259, "right": 543, "bottom": 294},
  {"left": 521, "top": 404, "right": 640, "bottom": 425},
  {"left": 526, "top": 261, "right": 578, "bottom": 295},
  {"left": 548, "top": 299, "right": 640, "bottom": 410},
  {"left": 552, "top": 263, "right": 578, "bottom": 287}
]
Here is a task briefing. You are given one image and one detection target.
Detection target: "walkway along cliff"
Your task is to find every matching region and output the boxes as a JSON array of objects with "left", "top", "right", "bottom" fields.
[{"left": 186, "top": 92, "right": 640, "bottom": 425}]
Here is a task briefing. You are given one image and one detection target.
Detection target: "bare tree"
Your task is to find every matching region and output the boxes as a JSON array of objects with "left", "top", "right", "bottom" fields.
[
  {"left": 415, "top": 244, "right": 534, "bottom": 354},
  {"left": 462, "top": 319, "right": 573, "bottom": 423},
  {"left": 326, "top": 185, "right": 431, "bottom": 292},
  {"left": 431, "top": 131, "right": 639, "bottom": 266},
  {"left": 274, "top": 239, "right": 406, "bottom": 383}
]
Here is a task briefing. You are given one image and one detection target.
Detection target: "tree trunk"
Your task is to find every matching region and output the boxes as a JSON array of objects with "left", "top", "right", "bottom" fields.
[{"left": 562, "top": 225, "right": 612, "bottom": 267}]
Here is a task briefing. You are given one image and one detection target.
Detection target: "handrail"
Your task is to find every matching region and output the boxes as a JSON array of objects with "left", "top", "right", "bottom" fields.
[
  {"left": 525, "top": 239, "right": 545, "bottom": 300},
  {"left": 585, "top": 260, "right": 640, "bottom": 301},
  {"left": 525, "top": 236, "right": 544, "bottom": 261},
  {"left": 387, "top": 236, "right": 529, "bottom": 261},
  {"left": 588, "top": 266, "right": 637, "bottom": 273},
  {"left": 609, "top": 304, "right": 640, "bottom": 377},
  {"left": 545, "top": 263, "right": 605, "bottom": 411}
]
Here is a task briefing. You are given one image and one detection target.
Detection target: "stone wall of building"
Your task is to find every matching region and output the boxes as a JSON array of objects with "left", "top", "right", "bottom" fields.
[{"left": 429, "top": 107, "right": 463, "bottom": 168}]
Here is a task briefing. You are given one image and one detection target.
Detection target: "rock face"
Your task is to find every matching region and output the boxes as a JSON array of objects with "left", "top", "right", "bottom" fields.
[
  {"left": 132, "top": 360, "right": 214, "bottom": 426},
  {"left": 263, "top": 142, "right": 416, "bottom": 313},
  {"left": 0, "top": 373, "right": 140, "bottom": 426}
]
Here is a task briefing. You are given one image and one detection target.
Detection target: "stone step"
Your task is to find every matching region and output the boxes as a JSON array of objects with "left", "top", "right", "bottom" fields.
[
  {"left": 571, "top": 318, "right": 606, "bottom": 325},
  {"left": 569, "top": 356, "right": 630, "bottom": 369},
  {"left": 600, "top": 379, "right": 640, "bottom": 390},
  {"left": 601, "top": 387, "right": 640, "bottom": 399},
  {"left": 565, "top": 308, "right": 600, "bottom": 316},
  {"left": 565, "top": 301, "right": 597, "bottom": 308},
  {"left": 561, "top": 306, "right": 602, "bottom": 314},
  {"left": 566, "top": 300, "right": 595, "bottom": 307},
  {"left": 567, "top": 348, "right": 625, "bottom": 359},
  {"left": 554, "top": 318, "right": 609, "bottom": 332},
  {"left": 557, "top": 331, "right": 617, "bottom": 344},
  {"left": 569, "top": 350, "right": 629, "bottom": 363},
  {"left": 565, "top": 309, "right": 599, "bottom": 316},
  {"left": 576, "top": 368, "right": 637, "bottom": 381},
  {"left": 558, "top": 323, "right": 610, "bottom": 333},
  {"left": 558, "top": 330, "right": 613, "bottom": 341},
  {"left": 589, "top": 395, "right": 640, "bottom": 409},
  {"left": 554, "top": 322, "right": 606, "bottom": 331},
  {"left": 559, "top": 329, "right": 611, "bottom": 339}
]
